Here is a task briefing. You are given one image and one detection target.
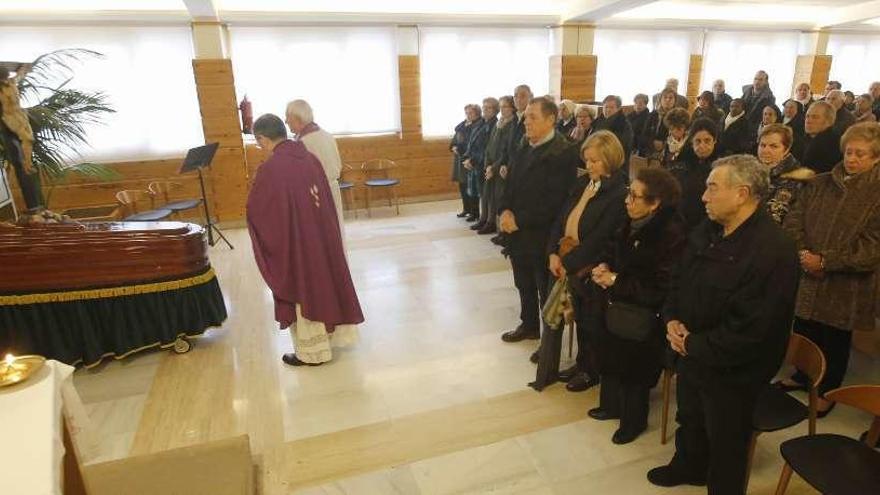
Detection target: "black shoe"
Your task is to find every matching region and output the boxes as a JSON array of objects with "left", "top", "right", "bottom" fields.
[
  {"left": 470, "top": 221, "right": 486, "bottom": 231},
  {"left": 558, "top": 365, "right": 579, "bottom": 382},
  {"left": 456, "top": 211, "right": 468, "bottom": 218},
  {"left": 816, "top": 401, "right": 837, "bottom": 418},
  {"left": 612, "top": 426, "right": 646, "bottom": 445},
  {"left": 566, "top": 373, "right": 600, "bottom": 392},
  {"left": 530, "top": 350, "right": 539, "bottom": 364},
  {"left": 646, "top": 465, "right": 707, "bottom": 487},
  {"left": 587, "top": 407, "right": 619, "bottom": 421},
  {"left": 465, "top": 214, "right": 479, "bottom": 222},
  {"left": 477, "top": 224, "right": 497, "bottom": 235},
  {"left": 490, "top": 235, "right": 505, "bottom": 246},
  {"left": 282, "top": 353, "right": 324, "bottom": 367},
  {"left": 501, "top": 326, "right": 540, "bottom": 343}
]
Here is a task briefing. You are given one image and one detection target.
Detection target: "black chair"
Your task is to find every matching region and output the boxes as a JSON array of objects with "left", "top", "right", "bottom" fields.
[
  {"left": 744, "top": 333, "right": 825, "bottom": 490},
  {"left": 774, "top": 384, "right": 880, "bottom": 494},
  {"left": 116, "top": 190, "right": 173, "bottom": 222},
  {"left": 148, "top": 181, "right": 201, "bottom": 219},
  {"left": 361, "top": 158, "right": 400, "bottom": 217},
  {"left": 339, "top": 164, "right": 357, "bottom": 219}
]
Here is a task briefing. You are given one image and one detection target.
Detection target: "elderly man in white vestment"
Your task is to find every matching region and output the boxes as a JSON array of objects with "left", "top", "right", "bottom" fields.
[{"left": 285, "top": 99, "right": 346, "bottom": 239}]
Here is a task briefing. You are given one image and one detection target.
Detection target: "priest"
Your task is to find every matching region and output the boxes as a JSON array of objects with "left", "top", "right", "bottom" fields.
[
  {"left": 247, "top": 113, "right": 364, "bottom": 366},
  {"left": 286, "top": 99, "right": 345, "bottom": 241}
]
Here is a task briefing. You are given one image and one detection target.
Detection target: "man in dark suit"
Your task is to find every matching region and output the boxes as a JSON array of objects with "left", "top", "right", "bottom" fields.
[
  {"left": 648, "top": 155, "right": 799, "bottom": 495},
  {"left": 802, "top": 101, "right": 842, "bottom": 174},
  {"left": 826, "top": 90, "right": 856, "bottom": 136},
  {"left": 498, "top": 97, "right": 579, "bottom": 345},
  {"left": 741, "top": 70, "right": 776, "bottom": 135}
]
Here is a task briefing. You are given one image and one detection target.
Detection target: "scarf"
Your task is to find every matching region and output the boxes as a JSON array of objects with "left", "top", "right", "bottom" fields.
[
  {"left": 667, "top": 135, "right": 686, "bottom": 155},
  {"left": 629, "top": 211, "right": 656, "bottom": 237},
  {"left": 724, "top": 112, "right": 744, "bottom": 130}
]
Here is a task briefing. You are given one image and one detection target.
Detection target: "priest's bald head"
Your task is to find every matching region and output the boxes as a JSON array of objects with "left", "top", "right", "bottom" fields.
[
  {"left": 253, "top": 113, "right": 288, "bottom": 151},
  {"left": 285, "top": 99, "right": 314, "bottom": 135}
]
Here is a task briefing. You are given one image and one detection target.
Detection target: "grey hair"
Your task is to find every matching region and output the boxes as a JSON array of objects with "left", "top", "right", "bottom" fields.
[
  {"left": 712, "top": 154, "right": 770, "bottom": 201},
  {"left": 809, "top": 100, "right": 836, "bottom": 125},
  {"left": 285, "top": 99, "right": 314, "bottom": 125}
]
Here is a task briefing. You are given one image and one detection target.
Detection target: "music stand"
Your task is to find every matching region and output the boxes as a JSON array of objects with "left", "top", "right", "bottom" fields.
[{"left": 179, "top": 142, "right": 233, "bottom": 249}]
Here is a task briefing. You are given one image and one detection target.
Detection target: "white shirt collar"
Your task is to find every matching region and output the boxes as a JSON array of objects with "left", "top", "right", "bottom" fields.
[{"left": 530, "top": 129, "right": 556, "bottom": 148}]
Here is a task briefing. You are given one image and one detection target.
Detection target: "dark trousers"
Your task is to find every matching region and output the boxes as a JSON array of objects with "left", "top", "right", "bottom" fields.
[
  {"left": 793, "top": 317, "right": 853, "bottom": 396},
  {"left": 1, "top": 128, "right": 42, "bottom": 210},
  {"left": 574, "top": 296, "right": 600, "bottom": 378},
  {"left": 510, "top": 254, "right": 550, "bottom": 334},
  {"left": 671, "top": 371, "right": 761, "bottom": 495},
  {"left": 478, "top": 176, "right": 504, "bottom": 225},
  {"left": 599, "top": 373, "right": 649, "bottom": 433},
  {"left": 458, "top": 181, "right": 469, "bottom": 213}
]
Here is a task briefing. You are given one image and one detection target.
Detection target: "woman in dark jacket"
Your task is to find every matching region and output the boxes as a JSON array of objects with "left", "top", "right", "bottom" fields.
[
  {"left": 720, "top": 98, "right": 752, "bottom": 155},
  {"left": 638, "top": 88, "right": 676, "bottom": 158},
  {"left": 450, "top": 104, "right": 481, "bottom": 217},
  {"left": 533, "top": 130, "right": 628, "bottom": 392},
  {"left": 668, "top": 118, "right": 721, "bottom": 231},
  {"left": 757, "top": 124, "right": 815, "bottom": 224},
  {"left": 588, "top": 167, "right": 687, "bottom": 444},
  {"left": 692, "top": 91, "right": 724, "bottom": 128},
  {"left": 627, "top": 94, "right": 651, "bottom": 154},
  {"left": 782, "top": 99, "right": 806, "bottom": 161}
]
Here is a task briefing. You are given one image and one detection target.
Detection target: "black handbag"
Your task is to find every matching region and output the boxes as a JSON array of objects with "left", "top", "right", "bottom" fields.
[{"left": 605, "top": 299, "right": 659, "bottom": 342}]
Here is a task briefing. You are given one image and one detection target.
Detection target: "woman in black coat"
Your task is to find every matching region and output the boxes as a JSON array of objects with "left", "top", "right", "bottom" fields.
[
  {"left": 782, "top": 99, "right": 806, "bottom": 161},
  {"left": 532, "top": 130, "right": 628, "bottom": 392},
  {"left": 588, "top": 167, "right": 687, "bottom": 444},
  {"left": 668, "top": 118, "right": 721, "bottom": 231}
]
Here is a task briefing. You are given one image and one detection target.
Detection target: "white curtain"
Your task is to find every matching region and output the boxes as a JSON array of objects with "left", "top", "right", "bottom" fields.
[
  {"left": 229, "top": 26, "right": 400, "bottom": 135},
  {"left": 419, "top": 27, "right": 550, "bottom": 137},
  {"left": 594, "top": 29, "right": 692, "bottom": 105},
  {"left": 827, "top": 33, "right": 880, "bottom": 95},
  {"left": 702, "top": 30, "right": 799, "bottom": 101},
  {"left": 0, "top": 26, "right": 203, "bottom": 162}
]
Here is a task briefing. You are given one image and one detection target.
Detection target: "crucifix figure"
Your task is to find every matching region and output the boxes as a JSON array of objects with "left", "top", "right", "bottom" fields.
[{"left": 0, "top": 62, "right": 42, "bottom": 210}]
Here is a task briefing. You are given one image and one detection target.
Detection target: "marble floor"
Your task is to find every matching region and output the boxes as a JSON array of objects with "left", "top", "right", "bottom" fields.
[{"left": 71, "top": 200, "right": 880, "bottom": 494}]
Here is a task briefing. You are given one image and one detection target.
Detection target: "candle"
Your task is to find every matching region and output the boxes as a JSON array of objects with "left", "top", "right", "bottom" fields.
[{"left": 2, "top": 354, "right": 14, "bottom": 376}]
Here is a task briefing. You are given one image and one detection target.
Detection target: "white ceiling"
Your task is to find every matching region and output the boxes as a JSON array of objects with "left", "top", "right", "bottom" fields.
[{"left": 0, "top": 0, "right": 878, "bottom": 30}]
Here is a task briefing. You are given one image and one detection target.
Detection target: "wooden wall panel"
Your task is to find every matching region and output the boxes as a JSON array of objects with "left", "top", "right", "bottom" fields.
[
  {"left": 550, "top": 55, "right": 597, "bottom": 102},
  {"left": 793, "top": 55, "right": 832, "bottom": 97},
  {"left": 686, "top": 54, "right": 703, "bottom": 111}
]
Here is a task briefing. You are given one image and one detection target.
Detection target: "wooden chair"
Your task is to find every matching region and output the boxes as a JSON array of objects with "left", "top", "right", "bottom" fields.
[
  {"left": 744, "top": 333, "right": 826, "bottom": 490},
  {"left": 774, "top": 384, "right": 880, "bottom": 495},
  {"left": 361, "top": 158, "right": 401, "bottom": 217},
  {"left": 339, "top": 164, "right": 357, "bottom": 219},
  {"left": 148, "top": 181, "right": 201, "bottom": 219},
  {"left": 115, "top": 189, "right": 172, "bottom": 222}
]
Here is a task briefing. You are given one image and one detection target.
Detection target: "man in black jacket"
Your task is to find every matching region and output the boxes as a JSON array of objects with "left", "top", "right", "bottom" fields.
[
  {"left": 498, "top": 97, "right": 579, "bottom": 344},
  {"left": 741, "top": 71, "right": 776, "bottom": 134},
  {"left": 627, "top": 94, "right": 651, "bottom": 154},
  {"left": 802, "top": 101, "right": 842, "bottom": 174},
  {"left": 648, "top": 155, "right": 799, "bottom": 495},
  {"left": 594, "top": 95, "right": 634, "bottom": 168}
]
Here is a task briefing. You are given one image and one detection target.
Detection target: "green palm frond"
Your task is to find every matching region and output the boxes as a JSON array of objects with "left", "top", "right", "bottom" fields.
[{"left": 0, "top": 48, "right": 118, "bottom": 208}]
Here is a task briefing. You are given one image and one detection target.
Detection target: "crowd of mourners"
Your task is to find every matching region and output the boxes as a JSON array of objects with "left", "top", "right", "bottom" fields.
[{"left": 449, "top": 73, "right": 880, "bottom": 494}]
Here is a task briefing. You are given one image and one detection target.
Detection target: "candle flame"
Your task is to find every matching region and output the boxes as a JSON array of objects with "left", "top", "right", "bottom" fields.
[{"left": 4, "top": 354, "right": 14, "bottom": 366}]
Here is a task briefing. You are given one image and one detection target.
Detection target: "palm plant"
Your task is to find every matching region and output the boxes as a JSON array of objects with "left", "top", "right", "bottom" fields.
[{"left": 1, "top": 49, "right": 118, "bottom": 209}]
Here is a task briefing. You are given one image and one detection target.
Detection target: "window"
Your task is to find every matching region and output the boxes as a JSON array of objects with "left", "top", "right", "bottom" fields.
[
  {"left": 702, "top": 30, "right": 799, "bottom": 102},
  {"left": 229, "top": 26, "right": 400, "bottom": 135},
  {"left": 0, "top": 26, "right": 203, "bottom": 162},
  {"left": 594, "top": 29, "right": 692, "bottom": 105},
  {"left": 827, "top": 33, "right": 880, "bottom": 94},
  {"left": 419, "top": 27, "right": 550, "bottom": 137}
]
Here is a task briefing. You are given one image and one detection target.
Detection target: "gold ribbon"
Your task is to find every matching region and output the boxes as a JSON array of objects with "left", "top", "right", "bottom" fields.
[{"left": 0, "top": 268, "right": 218, "bottom": 306}]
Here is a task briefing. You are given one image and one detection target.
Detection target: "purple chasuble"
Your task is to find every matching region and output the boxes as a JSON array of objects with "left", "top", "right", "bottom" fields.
[{"left": 246, "top": 139, "right": 364, "bottom": 329}]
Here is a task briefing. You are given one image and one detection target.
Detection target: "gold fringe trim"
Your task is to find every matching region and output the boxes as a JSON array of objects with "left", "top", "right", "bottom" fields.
[
  {"left": 0, "top": 268, "right": 218, "bottom": 306},
  {"left": 74, "top": 331, "right": 210, "bottom": 369}
]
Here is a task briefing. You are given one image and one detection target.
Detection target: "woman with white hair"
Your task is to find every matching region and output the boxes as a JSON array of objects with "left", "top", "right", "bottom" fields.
[
  {"left": 568, "top": 105, "right": 596, "bottom": 149},
  {"left": 557, "top": 99, "right": 577, "bottom": 137}
]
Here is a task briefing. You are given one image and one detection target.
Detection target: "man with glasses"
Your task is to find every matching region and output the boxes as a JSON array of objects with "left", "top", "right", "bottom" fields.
[{"left": 648, "top": 155, "right": 799, "bottom": 494}]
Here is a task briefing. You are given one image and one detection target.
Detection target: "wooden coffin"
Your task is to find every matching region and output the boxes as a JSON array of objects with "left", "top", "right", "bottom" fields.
[{"left": 0, "top": 222, "right": 209, "bottom": 293}]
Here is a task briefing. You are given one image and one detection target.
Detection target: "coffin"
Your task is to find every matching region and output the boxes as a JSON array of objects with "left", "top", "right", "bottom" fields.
[{"left": 0, "top": 222, "right": 227, "bottom": 367}]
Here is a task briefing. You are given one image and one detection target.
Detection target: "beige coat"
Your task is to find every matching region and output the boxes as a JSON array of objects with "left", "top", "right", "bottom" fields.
[{"left": 783, "top": 163, "right": 880, "bottom": 331}]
